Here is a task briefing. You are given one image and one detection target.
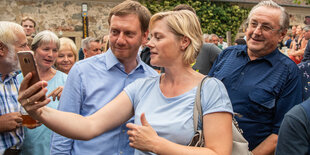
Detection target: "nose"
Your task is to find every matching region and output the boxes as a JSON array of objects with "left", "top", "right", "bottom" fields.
[
  {"left": 253, "top": 26, "right": 263, "bottom": 35},
  {"left": 116, "top": 33, "right": 126, "bottom": 46},
  {"left": 25, "top": 45, "right": 30, "bottom": 51},
  {"left": 146, "top": 37, "right": 154, "bottom": 48},
  {"left": 64, "top": 55, "right": 69, "bottom": 61}
]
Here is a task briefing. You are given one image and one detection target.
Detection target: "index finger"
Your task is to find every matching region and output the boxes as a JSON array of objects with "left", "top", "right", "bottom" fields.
[{"left": 19, "top": 72, "right": 33, "bottom": 92}]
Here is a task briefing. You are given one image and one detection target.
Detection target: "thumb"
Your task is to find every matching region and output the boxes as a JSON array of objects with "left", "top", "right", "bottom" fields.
[{"left": 140, "top": 113, "right": 149, "bottom": 127}]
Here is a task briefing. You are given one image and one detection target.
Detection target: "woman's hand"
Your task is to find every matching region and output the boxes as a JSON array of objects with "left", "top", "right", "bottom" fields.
[
  {"left": 18, "top": 72, "right": 51, "bottom": 118},
  {"left": 47, "top": 86, "right": 64, "bottom": 101},
  {"left": 126, "top": 113, "right": 159, "bottom": 153}
]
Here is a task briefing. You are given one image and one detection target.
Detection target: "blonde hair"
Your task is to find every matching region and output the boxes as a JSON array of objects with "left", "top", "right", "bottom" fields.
[
  {"left": 149, "top": 10, "right": 203, "bottom": 65},
  {"left": 59, "top": 37, "right": 78, "bottom": 61}
]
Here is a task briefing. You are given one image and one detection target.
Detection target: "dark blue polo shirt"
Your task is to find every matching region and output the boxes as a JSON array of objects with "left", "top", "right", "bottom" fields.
[{"left": 209, "top": 45, "right": 302, "bottom": 150}]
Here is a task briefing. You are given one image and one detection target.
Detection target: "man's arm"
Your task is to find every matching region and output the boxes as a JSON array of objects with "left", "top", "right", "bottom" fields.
[
  {"left": 251, "top": 134, "right": 277, "bottom": 155},
  {"left": 50, "top": 65, "right": 83, "bottom": 155},
  {"left": 0, "top": 112, "right": 22, "bottom": 132}
]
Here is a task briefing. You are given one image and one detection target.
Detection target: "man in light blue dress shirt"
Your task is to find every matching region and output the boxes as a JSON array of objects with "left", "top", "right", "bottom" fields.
[{"left": 50, "top": 1, "right": 157, "bottom": 155}]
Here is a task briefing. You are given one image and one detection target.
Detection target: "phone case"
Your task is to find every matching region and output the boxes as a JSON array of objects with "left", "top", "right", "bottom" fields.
[{"left": 17, "top": 51, "right": 45, "bottom": 101}]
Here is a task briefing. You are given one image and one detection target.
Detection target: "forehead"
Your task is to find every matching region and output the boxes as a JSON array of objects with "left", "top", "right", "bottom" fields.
[
  {"left": 110, "top": 14, "right": 141, "bottom": 31},
  {"left": 250, "top": 6, "right": 281, "bottom": 25},
  {"left": 22, "top": 20, "right": 34, "bottom": 25},
  {"left": 13, "top": 32, "right": 27, "bottom": 45}
]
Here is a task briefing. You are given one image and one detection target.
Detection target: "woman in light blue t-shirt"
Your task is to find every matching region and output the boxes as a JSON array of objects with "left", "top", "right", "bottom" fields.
[{"left": 18, "top": 10, "right": 233, "bottom": 155}]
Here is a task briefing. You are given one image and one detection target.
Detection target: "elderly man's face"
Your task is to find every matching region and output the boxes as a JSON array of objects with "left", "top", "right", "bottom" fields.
[
  {"left": 1, "top": 31, "right": 29, "bottom": 72},
  {"left": 246, "top": 6, "right": 286, "bottom": 56}
]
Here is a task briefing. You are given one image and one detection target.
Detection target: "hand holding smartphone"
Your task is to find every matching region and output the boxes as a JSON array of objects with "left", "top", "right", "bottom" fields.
[{"left": 17, "top": 51, "right": 45, "bottom": 101}]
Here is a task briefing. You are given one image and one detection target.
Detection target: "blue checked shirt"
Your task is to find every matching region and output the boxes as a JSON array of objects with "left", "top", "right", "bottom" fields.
[{"left": 0, "top": 71, "right": 23, "bottom": 153}]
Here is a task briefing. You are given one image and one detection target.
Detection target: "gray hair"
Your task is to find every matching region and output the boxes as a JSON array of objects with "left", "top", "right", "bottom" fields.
[
  {"left": 81, "top": 37, "right": 99, "bottom": 50},
  {"left": 247, "top": 0, "right": 289, "bottom": 31},
  {"left": 203, "top": 34, "right": 209, "bottom": 39},
  {"left": 304, "top": 25, "right": 310, "bottom": 32},
  {"left": 0, "top": 21, "right": 25, "bottom": 47},
  {"left": 31, "top": 30, "right": 60, "bottom": 52}
]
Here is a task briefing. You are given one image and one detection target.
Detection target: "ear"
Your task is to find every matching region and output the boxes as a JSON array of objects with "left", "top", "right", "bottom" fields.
[
  {"left": 180, "top": 36, "right": 191, "bottom": 51},
  {"left": 0, "top": 42, "right": 7, "bottom": 57},
  {"left": 83, "top": 48, "right": 88, "bottom": 58},
  {"left": 279, "top": 29, "right": 287, "bottom": 41}
]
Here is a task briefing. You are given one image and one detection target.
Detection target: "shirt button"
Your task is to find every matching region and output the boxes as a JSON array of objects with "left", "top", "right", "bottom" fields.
[
  {"left": 122, "top": 130, "right": 126, "bottom": 133},
  {"left": 241, "top": 72, "right": 244, "bottom": 75},
  {"left": 120, "top": 151, "right": 123, "bottom": 154}
]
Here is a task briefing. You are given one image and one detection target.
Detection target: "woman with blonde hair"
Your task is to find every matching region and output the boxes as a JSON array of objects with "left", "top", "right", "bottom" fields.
[
  {"left": 55, "top": 37, "right": 78, "bottom": 74},
  {"left": 18, "top": 10, "right": 233, "bottom": 154}
]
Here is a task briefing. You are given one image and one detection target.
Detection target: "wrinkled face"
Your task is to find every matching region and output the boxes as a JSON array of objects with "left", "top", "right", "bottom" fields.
[
  {"left": 84, "top": 41, "right": 101, "bottom": 58},
  {"left": 246, "top": 6, "right": 285, "bottom": 56},
  {"left": 109, "top": 14, "right": 148, "bottom": 64},
  {"left": 211, "top": 36, "right": 219, "bottom": 45},
  {"left": 2, "top": 32, "right": 29, "bottom": 72},
  {"left": 34, "top": 42, "right": 58, "bottom": 70},
  {"left": 22, "top": 20, "right": 35, "bottom": 36},
  {"left": 56, "top": 48, "right": 75, "bottom": 74},
  {"left": 147, "top": 19, "right": 182, "bottom": 67}
]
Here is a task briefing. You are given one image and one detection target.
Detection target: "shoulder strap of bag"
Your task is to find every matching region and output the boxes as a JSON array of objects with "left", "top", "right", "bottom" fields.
[{"left": 193, "top": 76, "right": 209, "bottom": 132}]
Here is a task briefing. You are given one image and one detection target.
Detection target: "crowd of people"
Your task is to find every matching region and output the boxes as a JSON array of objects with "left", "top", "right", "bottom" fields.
[{"left": 1, "top": 0, "right": 310, "bottom": 155}]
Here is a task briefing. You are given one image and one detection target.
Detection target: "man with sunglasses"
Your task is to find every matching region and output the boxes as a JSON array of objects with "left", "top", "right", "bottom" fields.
[{"left": 209, "top": 1, "right": 302, "bottom": 154}]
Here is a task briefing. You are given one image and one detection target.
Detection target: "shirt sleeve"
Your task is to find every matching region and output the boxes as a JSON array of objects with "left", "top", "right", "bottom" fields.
[
  {"left": 272, "top": 66, "right": 302, "bottom": 134},
  {"left": 276, "top": 105, "right": 310, "bottom": 155},
  {"left": 201, "top": 77, "right": 233, "bottom": 115},
  {"left": 50, "top": 64, "right": 84, "bottom": 155},
  {"left": 209, "top": 44, "right": 221, "bottom": 65},
  {"left": 124, "top": 78, "right": 145, "bottom": 110}
]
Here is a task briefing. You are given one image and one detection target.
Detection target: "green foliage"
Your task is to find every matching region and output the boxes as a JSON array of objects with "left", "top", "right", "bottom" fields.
[
  {"left": 293, "top": 0, "right": 310, "bottom": 4},
  {"left": 139, "top": 0, "right": 250, "bottom": 40}
]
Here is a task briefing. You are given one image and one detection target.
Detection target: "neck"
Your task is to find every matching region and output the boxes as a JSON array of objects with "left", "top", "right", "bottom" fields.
[
  {"left": 162, "top": 64, "right": 197, "bottom": 84},
  {"left": 119, "top": 57, "right": 138, "bottom": 74},
  {"left": 38, "top": 67, "right": 56, "bottom": 81}
]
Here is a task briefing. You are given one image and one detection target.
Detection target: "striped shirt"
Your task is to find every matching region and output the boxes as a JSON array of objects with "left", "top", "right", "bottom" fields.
[{"left": 0, "top": 71, "right": 23, "bottom": 153}]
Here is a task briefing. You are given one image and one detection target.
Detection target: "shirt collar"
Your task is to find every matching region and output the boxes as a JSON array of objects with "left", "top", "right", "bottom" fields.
[
  {"left": 104, "top": 48, "right": 146, "bottom": 73},
  {"left": 0, "top": 71, "right": 20, "bottom": 83},
  {"left": 236, "top": 45, "right": 278, "bottom": 66}
]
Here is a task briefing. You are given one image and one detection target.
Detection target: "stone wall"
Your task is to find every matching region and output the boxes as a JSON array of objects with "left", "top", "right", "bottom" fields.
[{"left": 0, "top": 0, "right": 124, "bottom": 49}]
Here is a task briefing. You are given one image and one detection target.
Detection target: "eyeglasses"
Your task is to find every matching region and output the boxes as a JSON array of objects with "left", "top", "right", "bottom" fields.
[{"left": 249, "top": 21, "right": 281, "bottom": 32}]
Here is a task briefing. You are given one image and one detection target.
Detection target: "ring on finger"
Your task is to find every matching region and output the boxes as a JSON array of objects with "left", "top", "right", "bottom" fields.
[{"left": 26, "top": 98, "right": 30, "bottom": 104}]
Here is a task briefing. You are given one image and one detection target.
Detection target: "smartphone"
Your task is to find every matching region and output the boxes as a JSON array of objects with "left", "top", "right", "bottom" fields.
[{"left": 17, "top": 51, "right": 46, "bottom": 101}]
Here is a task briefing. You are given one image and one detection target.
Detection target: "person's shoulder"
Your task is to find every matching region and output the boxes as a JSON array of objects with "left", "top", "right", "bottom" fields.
[
  {"left": 203, "top": 76, "right": 226, "bottom": 88},
  {"left": 56, "top": 70, "right": 68, "bottom": 79},
  {"left": 276, "top": 51, "right": 300, "bottom": 71},
  {"left": 128, "top": 74, "right": 160, "bottom": 90},
  {"left": 135, "top": 74, "right": 159, "bottom": 84}
]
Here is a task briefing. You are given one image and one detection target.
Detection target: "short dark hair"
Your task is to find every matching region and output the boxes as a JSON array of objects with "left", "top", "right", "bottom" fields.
[
  {"left": 108, "top": 0, "right": 151, "bottom": 33},
  {"left": 173, "top": 4, "right": 196, "bottom": 14},
  {"left": 21, "top": 16, "right": 36, "bottom": 27}
]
